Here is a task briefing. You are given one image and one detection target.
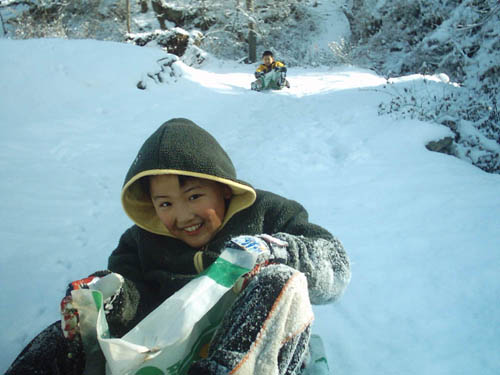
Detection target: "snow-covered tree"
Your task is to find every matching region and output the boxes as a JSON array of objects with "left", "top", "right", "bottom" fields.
[{"left": 342, "top": 0, "right": 499, "bottom": 173}]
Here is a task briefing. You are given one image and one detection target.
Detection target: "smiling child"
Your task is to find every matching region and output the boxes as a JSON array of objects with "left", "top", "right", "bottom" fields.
[{"left": 7, "top": 118, "right": 350, "bottom": 375}]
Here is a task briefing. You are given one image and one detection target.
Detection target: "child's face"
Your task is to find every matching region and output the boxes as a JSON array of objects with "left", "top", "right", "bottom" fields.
[
  {"left": 150, "top": 175, "right": 232, "bottom": 248},
  {"left": 262, "top": 55, "right": 274, "bottom": 66}
]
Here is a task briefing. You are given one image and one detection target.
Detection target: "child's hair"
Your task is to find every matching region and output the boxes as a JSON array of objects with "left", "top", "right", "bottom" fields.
[
  {"left": 262, "top": 50, "right": 274, "bottom": 58},
  {"left": 141, "top": 174, "right": 193, "bottom": 195}
]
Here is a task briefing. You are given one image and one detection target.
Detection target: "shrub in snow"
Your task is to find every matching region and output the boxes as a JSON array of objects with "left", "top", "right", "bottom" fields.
[
  {"left": 344, "top": 0, "right": 500, "bottom": 174},
  {"left": 136, "top": 54, "right": 181, "bottom": 90},
  {"left": 1, "top": 0, "right": 129, "bottom": 40},
  {"left": 127, "top": 28, "right": 190, "bottom": 56},
  {"left": 328, "top": 38, "right": 353, "bottom": 65},
  {"left": 2, "top": 0, "right": 68, "bottom": 39},
  {"left": 378, "top": 77, "right": 500, "bottom": 173}
]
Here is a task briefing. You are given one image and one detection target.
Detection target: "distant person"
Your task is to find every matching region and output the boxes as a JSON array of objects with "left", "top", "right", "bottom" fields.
[
  {"left": 251, "top": 50, "right": 290, "bottom": 91},
  {"left": 6, "top": 118, "right": 350, "bottom": 375}
]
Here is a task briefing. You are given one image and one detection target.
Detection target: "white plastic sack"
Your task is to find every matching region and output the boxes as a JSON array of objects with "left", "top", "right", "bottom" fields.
[{"left": 72, "top": 246, "right": 263, "bottom": 375}]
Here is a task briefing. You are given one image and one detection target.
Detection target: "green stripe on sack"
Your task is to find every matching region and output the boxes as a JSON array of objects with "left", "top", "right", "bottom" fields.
[
  {"left": 202, "top": 257, "right": 249, "bottom": 287},
  {"left": 135, "top": 366, "right": 165, "bottom": 375},
  {"left": 92, "top": 290, "right": 103, "bottom": 310}
]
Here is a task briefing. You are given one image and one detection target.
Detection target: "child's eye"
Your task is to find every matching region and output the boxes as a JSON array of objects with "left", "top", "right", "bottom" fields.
[
  {"left": 159, "top": 201, "right": 171, "bottom": 208},
  {"left": 189, "top": 194, "right": 202, "bottom": 201}
]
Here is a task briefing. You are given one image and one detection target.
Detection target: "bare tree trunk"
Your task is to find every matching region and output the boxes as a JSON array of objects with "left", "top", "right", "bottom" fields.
[
  {"left": 246, "top": 0, "right": 257, "bottom": 63},
  {"left": 0, "top": 10, "right": 7, "bottom": 36},
  {"left": 126, "top": 0, "right": 131, "bottom": 33}
]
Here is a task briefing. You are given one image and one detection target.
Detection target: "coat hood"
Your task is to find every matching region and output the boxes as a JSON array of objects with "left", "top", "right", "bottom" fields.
[{"left": 121, "top": 118, "right": 257, "bottom": 237}]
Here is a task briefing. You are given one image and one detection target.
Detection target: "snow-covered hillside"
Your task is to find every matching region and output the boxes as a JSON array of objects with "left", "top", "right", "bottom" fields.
[
  {"left": 1, "top": 39, "right": 499, "bottom": 375},
  {"left": 3, "top": 1, "right": 498, "bottom": 173}
]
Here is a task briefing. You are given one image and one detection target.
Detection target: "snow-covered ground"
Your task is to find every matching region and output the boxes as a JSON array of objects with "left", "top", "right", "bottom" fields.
[{"left": 1, "top": 38, "right": 499, "bottom": 375}]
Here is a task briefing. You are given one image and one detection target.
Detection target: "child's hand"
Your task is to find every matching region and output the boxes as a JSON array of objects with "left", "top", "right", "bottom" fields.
[
  {"left": 60, "top": 272, "right": 124, "bottom": 340},
  {"left": 228, "top": 235, "right": 271, "bottom": 260},
  {"left": 60, "top": 275, "right": 100, "bottom": 340},
  {"left": 60, "top": 295, "right": 80, "bottom": 340},
  {"left": 228, "top": 234, "right": 289, "bottom": 293},
  {"left": 227, "top": 234, "right": 289, "bottom": 266}
]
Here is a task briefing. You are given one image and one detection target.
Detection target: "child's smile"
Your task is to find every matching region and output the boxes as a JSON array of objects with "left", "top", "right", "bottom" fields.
[
  {"left": 150, "top": 174, "right": 231, "bottom": 248},
  {"left": 184, "top": 223, "right": 202, "bottom": 233}
]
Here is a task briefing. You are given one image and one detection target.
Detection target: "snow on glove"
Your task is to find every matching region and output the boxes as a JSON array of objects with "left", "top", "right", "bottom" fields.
[
  {"left": 95, "top": 273, "right": 140, "bottom": 338},
  {"left": 257, "top": 233, "right": 289, "bottom": 262},
  {"left": 61, "top": 275, "right": 101, "bottom": 340},
  {"left": 60, "top": 271, "right": 125, "bottom": 340},
  {"left": 255, "top": 71, "right": 265, "bottom": 79},
  {"left": 227, "top": 234, "right": 289, "bottom": 293}
]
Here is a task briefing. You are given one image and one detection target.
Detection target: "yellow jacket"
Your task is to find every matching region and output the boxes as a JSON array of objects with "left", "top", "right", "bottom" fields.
[{"left": 255, "top": 61, "right": 286, "bottom": 75}]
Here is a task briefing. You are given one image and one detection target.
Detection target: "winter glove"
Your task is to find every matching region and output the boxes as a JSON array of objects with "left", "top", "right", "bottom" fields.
[
  {"left": 229, "top": 234, "right": 288, "bottom": 262},
  {"left": 60, "top": 271, "right": 129, "bottom": 340},
  {"left": 274, "top": 66, "right": 287, "bottom": 73},
  {"left": 255, "top": 71, "right": 265, "bottom": 79},
  {"left": 60, "top": 274, "right": 102, "bottom": 340},
  {"left": 226, "top": 234, "right": 289, "bottom": 293}
]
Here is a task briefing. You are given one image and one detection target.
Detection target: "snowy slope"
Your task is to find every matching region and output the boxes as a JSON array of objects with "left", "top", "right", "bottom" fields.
[{"left": 1, "top": 39, "right": 499, "bottom": 375}]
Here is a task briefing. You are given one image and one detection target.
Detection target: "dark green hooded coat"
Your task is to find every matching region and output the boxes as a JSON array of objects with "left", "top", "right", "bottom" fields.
[{"left": 108, "top": 118, "right": 350, "bottom": 334}]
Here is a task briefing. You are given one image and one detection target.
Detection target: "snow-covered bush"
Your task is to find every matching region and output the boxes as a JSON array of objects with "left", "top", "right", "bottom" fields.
[
  {"left": 127, "top": 28, "right": 190, "bottom": 55},
  {"left": 1, "top": 0, "right": 69, "bottom": 39},
  {"left": 136, "top": 53, "right": 181, "bottom": 89},
  {"left": 328, "top": 38, "right": 353, "bottom": 65},
  {"left": 378, "top": 77, "right": 500, "bottom": 173},
  {"left": 0, "top": 0, "right": 129, "bottom": 40},
  {"left": 343, "top": 0, "right": 500, "bottom": 173}
]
